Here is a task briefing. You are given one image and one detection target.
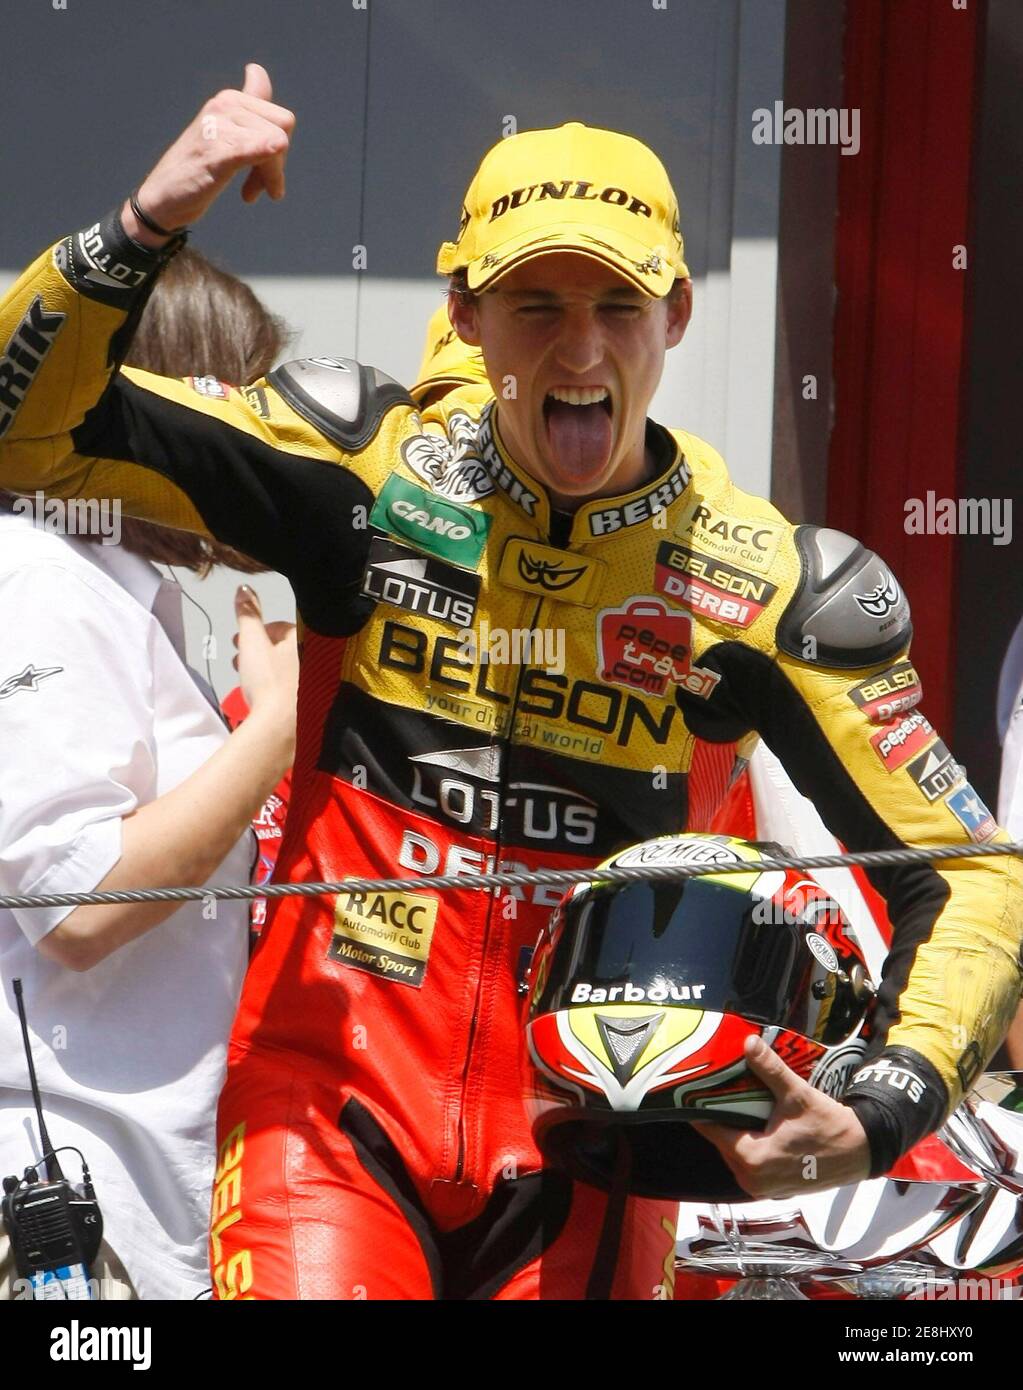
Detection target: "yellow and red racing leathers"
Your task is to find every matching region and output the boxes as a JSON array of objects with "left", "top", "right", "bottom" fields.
[{"left": 1, "top": 211, "right": 1020, "bottom": 1299}]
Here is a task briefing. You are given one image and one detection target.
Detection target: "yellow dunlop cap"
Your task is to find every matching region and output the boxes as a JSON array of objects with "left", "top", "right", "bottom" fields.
[
  {"left": 410, "top": 302, "right": 488, "bottom": 405},
  {"left": 437, "top": 122, "right": 689, "bottom": 296}
]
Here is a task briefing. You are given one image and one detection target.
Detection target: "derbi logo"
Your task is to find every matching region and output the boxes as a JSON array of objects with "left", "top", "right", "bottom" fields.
[
  {"left": 848, "top": 661, "right": 922, "bottom": 723},
  {"left": 654, "top": 542, "right": 776, "bottom": 628}
]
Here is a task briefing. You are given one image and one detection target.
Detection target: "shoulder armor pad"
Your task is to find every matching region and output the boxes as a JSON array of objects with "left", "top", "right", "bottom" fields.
[
  {"left": 776, "top": 525, "right": 912, "bottom": 667},
  {"left": 268, "top": 357, "right": 413, "bottom": 451}
]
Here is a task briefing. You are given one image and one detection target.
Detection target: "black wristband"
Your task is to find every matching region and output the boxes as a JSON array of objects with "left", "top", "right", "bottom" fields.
[
  {"left": 129, "top": 189, "right": 188, "bottom": 239},
  {"left": 53, "top": 207, "right": 185, "bottom": 310},
  {"left": 841, "top": 1046, "right": 947, "bottom": 1175}
]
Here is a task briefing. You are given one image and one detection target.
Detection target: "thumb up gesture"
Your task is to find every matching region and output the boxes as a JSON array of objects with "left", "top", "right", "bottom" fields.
[{"left": 123, "top": 63, "right": 296, "bottom": 245}]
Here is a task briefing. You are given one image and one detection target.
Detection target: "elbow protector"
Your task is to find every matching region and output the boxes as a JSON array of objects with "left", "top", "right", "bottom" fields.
[{"left": 776, "top": 526, "right": 912, "bottom": 668}]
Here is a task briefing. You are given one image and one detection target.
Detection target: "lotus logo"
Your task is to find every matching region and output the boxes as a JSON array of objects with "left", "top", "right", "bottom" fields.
[
  {"left": 854, "top": 569, "right": 901, "bottom": 617},
  {"left": 517, "top": 550, "right": 588, "bottom": 591}
]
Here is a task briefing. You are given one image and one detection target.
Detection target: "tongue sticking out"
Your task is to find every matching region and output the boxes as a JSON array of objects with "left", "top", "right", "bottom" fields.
[{"left": 545, "top": 400, "right": 613, "bottom": 481}]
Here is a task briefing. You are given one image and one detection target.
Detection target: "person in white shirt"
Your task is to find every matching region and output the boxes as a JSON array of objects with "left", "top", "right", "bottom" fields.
[{"left": 0, "top": 247, "right": 297, "bottom": 1299}]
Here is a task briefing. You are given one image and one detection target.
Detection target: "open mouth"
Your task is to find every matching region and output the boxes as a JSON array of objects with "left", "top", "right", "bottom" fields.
[
  {"left": 542, "top": 387, "right": 614, "bottom": 478},
  {"left": 542, "top": 386, "right": 613, "bottom": 421}
]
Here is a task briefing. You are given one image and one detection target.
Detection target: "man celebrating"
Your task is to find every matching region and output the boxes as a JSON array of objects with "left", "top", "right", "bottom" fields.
[{"left": 1, "top": 65, "right": 1020, "bottom": 1300}]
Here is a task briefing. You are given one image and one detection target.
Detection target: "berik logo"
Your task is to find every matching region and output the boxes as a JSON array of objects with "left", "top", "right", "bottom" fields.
[
  {"left": 587, "top": 457, "right": 691, "bottom": 537},
  {"left": 409, "top": 744, "right": 598, "bottom": 845},
  {"left": 361, "top": 537, "right": 480, "bottom": 629},
  {"left": 518, "top": 550, "right": 588, "bottom": 591},
  {"left": 477, "top": 403, "right": 539, "bottom": 517},
  {"left": 0, "top": 297, "right": 66, "bottom": 439},
  {"left": 905, "top": 741, "right": 964, "bottom": 803},
  {"left": 498, "top": 536, "right": 602, "bottom": 605},
  {"left": 848, "top": 660, "right": 922, "bottom": 723},
  {"left": 488, "top": 181, "right": 654, "bottom": 223},
  {"left": 0, "top": 663, "right": 63, "bottom": 699},
  {"left": 855, "top": 569, "right": 902, "bottom": 618}
]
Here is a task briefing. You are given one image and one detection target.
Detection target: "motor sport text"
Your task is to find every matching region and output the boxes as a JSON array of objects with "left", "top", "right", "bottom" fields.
[{"left": 379, "top": 620, "right": 678, "bottom": 747}]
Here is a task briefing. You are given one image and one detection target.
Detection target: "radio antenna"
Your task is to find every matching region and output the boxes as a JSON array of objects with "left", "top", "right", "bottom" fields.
[{"left": 12, "top": 979, "right": 63, "bottom": 1182}]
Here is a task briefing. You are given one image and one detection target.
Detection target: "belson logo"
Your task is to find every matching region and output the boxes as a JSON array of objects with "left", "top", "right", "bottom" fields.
[{"left": 490, "top": 182, "right": 654, "bottom": 222}]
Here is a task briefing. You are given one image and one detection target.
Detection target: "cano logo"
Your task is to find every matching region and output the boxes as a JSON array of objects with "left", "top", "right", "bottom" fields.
[
  {"left": 597, "top": 598, "right": 721, "bottom": 699},
  {"left": 370, "top": 475, "right": 491, "bottom": 569}
]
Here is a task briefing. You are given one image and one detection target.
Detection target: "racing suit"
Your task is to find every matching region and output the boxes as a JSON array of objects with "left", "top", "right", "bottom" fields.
[{"left": 1, "top": 211, "right": 1021, "bottom": 1300}]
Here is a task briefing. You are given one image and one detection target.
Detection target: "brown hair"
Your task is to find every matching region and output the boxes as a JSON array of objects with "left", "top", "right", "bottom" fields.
[
  {"left": 116, "top": 246, "right": 292, "bottom": 572},
  {"left": 1, "top": 247, "right": 293, "bottom": 571}
]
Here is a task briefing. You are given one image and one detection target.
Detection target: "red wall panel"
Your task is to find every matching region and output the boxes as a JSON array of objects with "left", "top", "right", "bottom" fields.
[{"left": 830, "top": 0, "right": 983, "bottom": 733}]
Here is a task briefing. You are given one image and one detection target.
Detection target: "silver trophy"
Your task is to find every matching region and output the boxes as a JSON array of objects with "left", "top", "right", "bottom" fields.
[
  {"left": 939, "top": 1072, "right": 1023, "bottom": 1197},
  {"left": 677, "top": 1071, "right": 1023, "bottom": 1300},
  {"left": 676, "top": 1177, "right": 983, "bottom": 1299}
]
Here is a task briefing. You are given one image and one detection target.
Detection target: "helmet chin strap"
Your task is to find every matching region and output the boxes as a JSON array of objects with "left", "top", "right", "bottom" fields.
[{"left": 584, "top": 1131, "right": 633, "bottom": 1300}]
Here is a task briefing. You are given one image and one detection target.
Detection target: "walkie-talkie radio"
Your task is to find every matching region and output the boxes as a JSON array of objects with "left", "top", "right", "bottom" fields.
[{"left": 2, "top": 979, "right": 103, "bottom": 1299}]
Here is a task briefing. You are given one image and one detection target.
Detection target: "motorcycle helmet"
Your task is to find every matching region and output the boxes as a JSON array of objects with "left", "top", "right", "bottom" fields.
[{"left": 523, "top": 832, "right": 876, "bottom": 1201}]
